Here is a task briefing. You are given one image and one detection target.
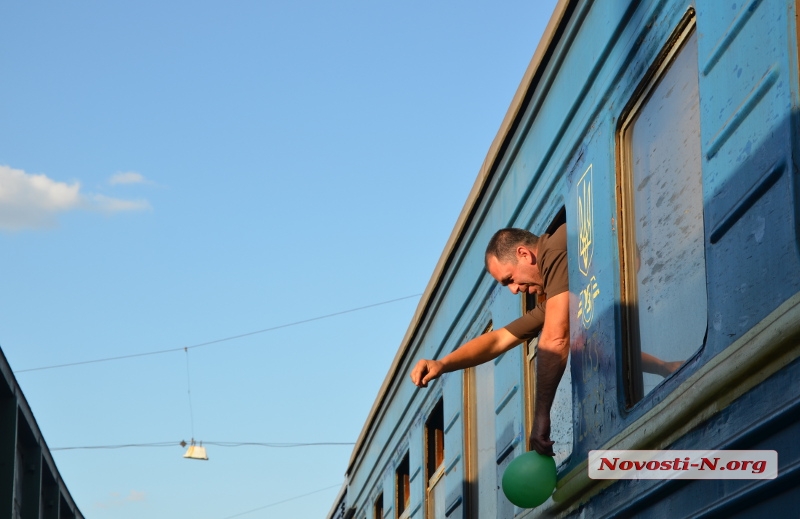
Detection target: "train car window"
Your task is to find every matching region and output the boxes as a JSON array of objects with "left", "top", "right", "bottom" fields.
[
  {"left": 396, "top": 452, "right": 410, "bottom": 517},
  {"left": 522, "top": 292, "right": 540, "bottom": 445},
  {"left": 797, "top": 0, "right": 800, "bottom": 75},
  {"left": 618, "top": 17, "right": 706, "bottom": 405},
  {"left": 374, "top": 493, "right": 383, "bottom": 519},
  {"left": 425, "top": 399, "right": 445, "bottom": 519},
  {"left": 523, "top": 209, "right": 573, "bottom": 465},
  {"left": 463, "top": 322, "right": 496, "bottom": 517}
]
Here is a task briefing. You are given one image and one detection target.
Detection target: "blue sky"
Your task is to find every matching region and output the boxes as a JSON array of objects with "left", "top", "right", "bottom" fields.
[{"left": 0, "top": 2, "right": 557, "bottom": 517}]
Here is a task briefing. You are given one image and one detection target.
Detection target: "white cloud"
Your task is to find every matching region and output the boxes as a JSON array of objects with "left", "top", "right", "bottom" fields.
[
  {"left": 0, "top": 165, "right": 151, "bottom": 231},
  {"left": 94, "top": 490, "right": 147, "bottom": 509},
  {"left": 109, "top": 171, "right": 147, "bottom": 185},
  {"left": 91, "top": 194, "right": 151, "bottom": 213},
  {"left": 127, "top": 490, "right": 146, "bottom": 502}
]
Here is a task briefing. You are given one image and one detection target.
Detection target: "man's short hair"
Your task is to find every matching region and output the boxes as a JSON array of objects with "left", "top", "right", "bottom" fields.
[{"left": 485, "top": 228, "right": 539, "bottom": 266}]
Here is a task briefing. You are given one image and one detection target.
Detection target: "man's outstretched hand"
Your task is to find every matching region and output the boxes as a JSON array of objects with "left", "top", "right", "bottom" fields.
[{"left": 410, "top": 359, "right": 444, "bottom": 387}]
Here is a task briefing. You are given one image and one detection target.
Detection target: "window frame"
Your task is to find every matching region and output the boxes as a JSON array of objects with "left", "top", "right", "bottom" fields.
[
  {"left": 424, "top": 398, "right": 445, "bottom": 519},
  {"left": 395, "top": 452, "right": 410, "bottom": 518},
  {"left": 616, "top": 9, "right": 701, "bottom": 407},
  {"left": 462, "top": 321, "right": 493, "bottom": 518},
  {"left": 522, "top": 292, "right": 540, "bottom": 443},
  {"left": 523, "top": 209, "right": 568, "bottom": 454},
  {"left": 373, "top": 492, "right": 383, "bottom": 519}
]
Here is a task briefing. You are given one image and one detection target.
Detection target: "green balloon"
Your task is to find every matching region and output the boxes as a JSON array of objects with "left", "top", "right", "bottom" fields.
[{"left": 501, "top": 451, "right": 557, "bottom": 508}]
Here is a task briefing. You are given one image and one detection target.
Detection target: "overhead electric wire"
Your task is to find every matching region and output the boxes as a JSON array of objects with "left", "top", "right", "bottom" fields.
[
  {"left": 202, "top": 441, "right": 355, "bottom": 448},
  {"left": 51, "top": 441, "right": 355, "bottom": 451},
  {"left": 184, "top": 348, "right": 195, "bottom": 439},
  {"left": 218, "top": 483, "right": 342, "bottom": 519},
  {"left": 51, "top": 442, "right": 178, "bottom": 451},
  {"left": 15, "top": 293, "right": 422, "bottom": 374}
]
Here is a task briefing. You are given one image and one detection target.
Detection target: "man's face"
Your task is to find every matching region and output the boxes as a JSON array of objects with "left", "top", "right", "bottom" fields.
[{"left": 486, "top": 247, "right": 543, "bottom": 295}]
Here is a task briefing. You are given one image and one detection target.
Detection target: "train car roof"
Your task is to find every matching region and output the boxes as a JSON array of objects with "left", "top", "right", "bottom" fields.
[{"left": 347, "top": 0, "right": 574, "bottom": 476}]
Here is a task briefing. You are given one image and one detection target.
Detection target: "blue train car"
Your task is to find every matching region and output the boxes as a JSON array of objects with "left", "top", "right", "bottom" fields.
[{"left": 329, "top": 0, "right": 800, "bottom": 517}]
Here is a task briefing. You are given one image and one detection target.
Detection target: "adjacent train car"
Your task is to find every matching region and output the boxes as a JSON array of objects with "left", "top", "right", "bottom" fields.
[
  {"left": 329, "top": 0, "right": 800, "bottom": 517},
  {"left": 1, "top": 347, "right": 84, "bottom": 519}
]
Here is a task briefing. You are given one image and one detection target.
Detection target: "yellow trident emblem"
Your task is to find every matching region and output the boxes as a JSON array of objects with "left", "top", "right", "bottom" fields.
[{"left": 577, "top": 164, "right": 594, "bottom": 276}]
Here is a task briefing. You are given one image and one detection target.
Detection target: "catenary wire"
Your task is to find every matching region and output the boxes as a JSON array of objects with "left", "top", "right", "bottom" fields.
[
  {"left": 15, "top": 293, "right": 422, "bottom": 374},
  {"left": 51, "top": 441, "right": 355, "bottom": 451},
  {"left": 184, "top": 347, "right": 195, "bottom": 439},
  {"left": 218, "top": 483, "right": 342, "bottom": 519}
]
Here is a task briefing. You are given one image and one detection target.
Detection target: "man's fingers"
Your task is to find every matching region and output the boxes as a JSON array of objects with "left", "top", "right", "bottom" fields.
[
  {"left": 411, "top": 359, "right": 442, "bottom": 388},
  {"left": 419, "top": 364, "right": 435, "bottom": 387},
  {"left": 410, "top": 360, "right": 430, "bottom": 387},
  {"left": 410, "top": 361, "right": 424, "bottom": 381},
  {"left": 529, "top": 435, "right": 555, "bottom": 456},
  {"left": 531, "top": 444, "right": 555, "bottom": 456},
  {"left": 536, "top": 443, "right": 555, "bottom": 457}
]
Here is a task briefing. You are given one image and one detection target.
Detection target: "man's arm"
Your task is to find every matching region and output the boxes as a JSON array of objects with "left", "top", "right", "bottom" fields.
[
  {"left": 530, "top": 291, "right": 570, "bottom": 456},
  {"left": 641, "top": 352, "right": 683, "bottom": 377},
  {"left": 410, "top": 328, "right": 523, "bottom": 387}
]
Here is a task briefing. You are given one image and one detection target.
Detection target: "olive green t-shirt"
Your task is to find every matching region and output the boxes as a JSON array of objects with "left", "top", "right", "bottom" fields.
[{"left": 504, "top": 223, "right": 569, "bottom": 341}]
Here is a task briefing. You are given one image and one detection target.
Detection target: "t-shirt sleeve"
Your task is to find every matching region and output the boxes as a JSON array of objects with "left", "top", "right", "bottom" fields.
[
  {"left": 541, "top": 225, "right": 569, "bottom": 297},
  {"left": 505, "top": 301, "right": 546, "bottom": 341},
  {"left": 503, "top": 224, "right": 569, "bottom": 341}
]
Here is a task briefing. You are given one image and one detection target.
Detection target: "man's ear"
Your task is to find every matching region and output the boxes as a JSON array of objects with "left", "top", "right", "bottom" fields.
[{"left": 516, "top": 245, "right": 536, "bottom": 265}]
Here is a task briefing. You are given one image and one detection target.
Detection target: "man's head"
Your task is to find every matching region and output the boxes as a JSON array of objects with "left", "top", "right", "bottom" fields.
[{"left": 485, "top": 228, "right": 543, "bottom": 295}]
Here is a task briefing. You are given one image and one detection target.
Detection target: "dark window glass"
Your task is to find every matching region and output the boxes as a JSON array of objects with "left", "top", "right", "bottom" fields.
[{"left": 396, "top": 453, "right": 410, "bottom": 516}]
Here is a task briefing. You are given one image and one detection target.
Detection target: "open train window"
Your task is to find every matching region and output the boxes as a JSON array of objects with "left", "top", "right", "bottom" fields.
[
  {"left": 396, "top": 452, "right": 410, "bottom": 517},
  {"left": 523, "top": 208, "right": 573, "bottom": 465},
  {"left": 617, "top": 12, "right": 707, "bottom": 406},
  {"left": 463, "top": 322, "right": 495, "bottom": 518},
  {"left": 797, "top": 0, "right": 800, "bottom": 83},
  {"left": 374, "top": 493, "right": 383, "bottom": 519},
  {"left": 425, "top": 399, "right": 445, "bottom": 518},
  {"left": 522, "top": 295, "right": 538, "bottom": 448}
]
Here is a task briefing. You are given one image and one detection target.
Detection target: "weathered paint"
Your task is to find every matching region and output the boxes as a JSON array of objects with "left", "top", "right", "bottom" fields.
[{"left": 331, "top": 0, "right": 800, "bottom": 518}]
